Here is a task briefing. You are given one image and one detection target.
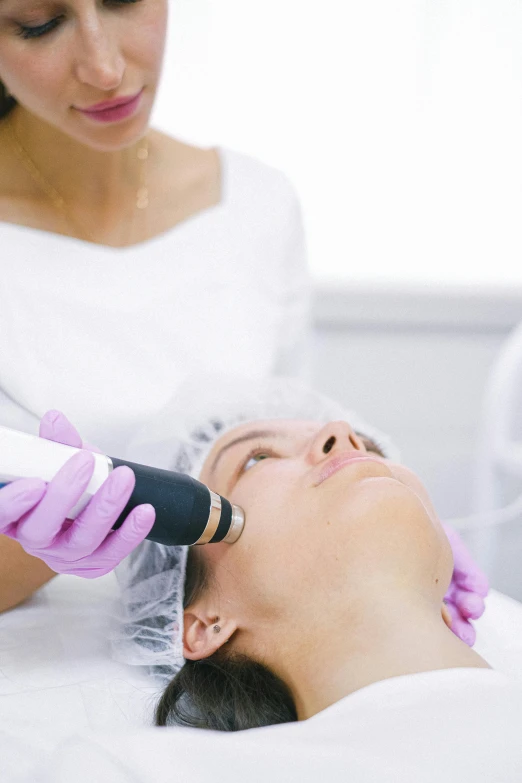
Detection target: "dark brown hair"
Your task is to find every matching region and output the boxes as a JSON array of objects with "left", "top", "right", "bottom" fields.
[
  {"left": 154, "top": 547, "right": 297, "bottom": 731},
  {"left": 0, "top": 83, "right": 16, "bottom": 119}
]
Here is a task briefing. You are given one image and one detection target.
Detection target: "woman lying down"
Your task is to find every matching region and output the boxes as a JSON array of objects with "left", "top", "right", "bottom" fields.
[
  {"left": 149, "top": 414, "right": 489, "bottom": 728},
  {"left": 101, "top": 384, "right": 517, "bottom": 767},
  {"left": 2, "top": 382, "right": 522, "bottom": 779}
]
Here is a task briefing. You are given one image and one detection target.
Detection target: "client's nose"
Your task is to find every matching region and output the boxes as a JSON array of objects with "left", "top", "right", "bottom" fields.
[{"left": 308, "top": 421, "right": 365, "bottom": 464}]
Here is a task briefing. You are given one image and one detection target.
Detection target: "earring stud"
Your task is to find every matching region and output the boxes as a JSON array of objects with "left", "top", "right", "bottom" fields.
[{"left": 213, "top": 624, "right": 221, "bottom": 634}]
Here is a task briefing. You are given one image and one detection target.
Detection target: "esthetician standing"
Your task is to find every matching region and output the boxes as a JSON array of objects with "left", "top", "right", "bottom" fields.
[
  {"left": 0, "top": 0, "right": 309, "bottom": 456},
  {"left": 0, "top": 1, "right": 488, "bottom": 650}
]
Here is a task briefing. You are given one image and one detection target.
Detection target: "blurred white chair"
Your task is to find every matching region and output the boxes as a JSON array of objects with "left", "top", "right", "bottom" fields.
[{"left": 467, "top": 320, "right": 522, "bottom": 599}]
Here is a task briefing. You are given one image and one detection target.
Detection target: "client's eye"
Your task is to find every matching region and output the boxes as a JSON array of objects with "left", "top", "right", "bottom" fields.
[
  {"left": 242, "top": 452, "right": 271, "bottom": 473},
  {"left": 238, "top": 446, "right": 277, "bottom": 476}
]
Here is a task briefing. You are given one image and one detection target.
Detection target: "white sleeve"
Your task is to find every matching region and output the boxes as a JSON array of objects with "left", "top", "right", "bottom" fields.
[{"left": 272, "top": 187, "right": 312, "bottom": 382}]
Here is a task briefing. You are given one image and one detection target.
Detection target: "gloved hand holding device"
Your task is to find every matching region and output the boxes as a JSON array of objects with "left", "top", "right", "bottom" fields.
[{"left": 0, "top": 410, "right": 156, "bottom": 578}]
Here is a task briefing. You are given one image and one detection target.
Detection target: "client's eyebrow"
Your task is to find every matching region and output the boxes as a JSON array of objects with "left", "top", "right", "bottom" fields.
[{"left": 209, "top": 429, "right": 280, "bottom": 477}]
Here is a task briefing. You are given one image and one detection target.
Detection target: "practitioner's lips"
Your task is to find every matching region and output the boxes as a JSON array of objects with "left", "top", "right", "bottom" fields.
[
  {"left": 315, "top": 451, "right": 385, "bottom": 486},
  {"left": 75, "top": 89, "right": 144, "bottom": 123}
]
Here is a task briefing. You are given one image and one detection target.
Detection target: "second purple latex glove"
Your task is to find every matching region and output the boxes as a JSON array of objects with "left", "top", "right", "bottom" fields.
[
  {"left": 0, "top": 410, "right": 155, "bottom": 578},
  {"left": 442, "top": 522, "right": 489, "bottom": 647}
]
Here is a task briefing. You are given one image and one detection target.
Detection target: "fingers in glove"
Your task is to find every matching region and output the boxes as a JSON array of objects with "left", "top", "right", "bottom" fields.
[
  {"left": 0, "top": 478, "right": 47, "bottom": 534},
  {"left": 39, "top": 409, "right": 82, "bottom": 448},
  {"left": 16, "top": 450, "right": 95, "bottom": 547},
  {"left": 61, "top": 466, "right": 137, "bottom": 555},
  {"left": 455, "top": 590, "right": 486, "bottom": 620},
  {"left": 442, "top": 523, "right": 490, "bottom": 596},
  {"left": 40, "top": 410, "right": 103, "bottom": 455},
  {"left": 93, "top": 502, "right": 156, "bottom": 570},
  {"left": 444, "top": 581, "right": 458, "bottom": 605},
  {"left": 462, "top": 570, "right": 490, "bottom": 598}
]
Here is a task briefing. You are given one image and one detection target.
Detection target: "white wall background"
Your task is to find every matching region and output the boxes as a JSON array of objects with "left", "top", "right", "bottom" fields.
[
  {"left": 151, "top": 2, "right": 522, "bottom": 597},
  {"left": 311, "top": 287, "right": 522, "bottom": 600},
  {"left": 153, "top": 0, "right": 522, "bottom": 287}
]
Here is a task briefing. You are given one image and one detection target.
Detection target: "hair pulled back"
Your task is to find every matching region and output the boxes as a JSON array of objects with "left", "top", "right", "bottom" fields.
[
  {"left": 154, "top": 547, "right": 298, "bottom": 731},
  {"left": 0, "top": 83, "right": 16, "bottom": 119}
]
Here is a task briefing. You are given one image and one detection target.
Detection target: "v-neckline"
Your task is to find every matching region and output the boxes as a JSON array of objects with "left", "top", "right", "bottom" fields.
[{"left": 0, "top": 146, "right": 229, "bottom": 253}]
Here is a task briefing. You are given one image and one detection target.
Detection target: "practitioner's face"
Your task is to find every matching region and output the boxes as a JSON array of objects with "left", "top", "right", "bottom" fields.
[
  {"left": 184, "top": 419, "right": 454, "bottom": 659},
  {"left": 0, "top": 0, "right": 167, "bottom": 149}
]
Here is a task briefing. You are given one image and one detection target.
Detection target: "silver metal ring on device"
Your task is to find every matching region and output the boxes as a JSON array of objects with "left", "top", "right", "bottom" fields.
[
  {"left": 194, "top": 491, "right": 222, "bottom": 545},
  {"left": 106, "top": 456, "right": 114, "bottom": 474},
  {"left": 222, "top": 505, "right": 245, "bottom": 544}
]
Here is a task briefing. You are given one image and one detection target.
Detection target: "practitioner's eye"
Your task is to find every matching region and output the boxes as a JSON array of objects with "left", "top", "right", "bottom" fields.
[
  {"left": 17, "top": 16, "right": 63, "bottom": 39},
  {"left": 16, "top": 0, "right": 142, "bottom": 40},
  {"left": 105, "top": 0, "right": 144, "bottom": 7}
]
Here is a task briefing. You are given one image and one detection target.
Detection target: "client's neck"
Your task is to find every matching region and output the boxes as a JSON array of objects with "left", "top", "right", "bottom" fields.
[{"left": 275, "top": 593, "right": 491, "bottom": 720}]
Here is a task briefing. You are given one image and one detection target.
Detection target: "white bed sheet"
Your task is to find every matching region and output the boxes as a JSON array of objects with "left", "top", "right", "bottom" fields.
[
  {"left": 33, "top": 669, "right": 522, "bottom": 783},
  {"left": 0, "top": 575, "right": 160, "bottom": 741},
  {"left": 1, "top": 573, "right": 522, "bottom": 781}
]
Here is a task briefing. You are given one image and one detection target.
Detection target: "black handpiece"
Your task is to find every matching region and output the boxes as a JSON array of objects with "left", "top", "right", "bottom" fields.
[
  {"left": 0, "top": 424, "right": 245, "bottom": 547},
  {"left": 110, "top": 457, "right": 245, "bottom": 546}
]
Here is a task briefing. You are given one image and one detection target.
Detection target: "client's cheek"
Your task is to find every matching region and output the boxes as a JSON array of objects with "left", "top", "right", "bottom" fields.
[
  {"left": 228, "top": 472, "right": 282, "bottom": 513},
  {"left": 386, "top": 463, "right": 441, "bottom": 528},
  {"left": 227, "top": 490, "right": 295, "bottom": 553},
  {"left": 387, "top": 464, "right": 453, "bottom": 592}
]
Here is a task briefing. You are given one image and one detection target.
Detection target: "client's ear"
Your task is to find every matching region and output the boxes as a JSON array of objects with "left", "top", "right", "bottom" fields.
[{"left": 183, "top": 607, "right": 238, "bottom": 660}]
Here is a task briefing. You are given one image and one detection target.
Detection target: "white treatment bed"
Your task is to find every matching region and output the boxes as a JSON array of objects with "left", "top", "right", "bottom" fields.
[{"left": 1, "top": 573, "right": 522, "bottom": 782}]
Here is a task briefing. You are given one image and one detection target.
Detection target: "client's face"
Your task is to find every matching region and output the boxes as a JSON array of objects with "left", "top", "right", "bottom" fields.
[{"left": 186, "top": 419, "right": 453, "bottom": 659}]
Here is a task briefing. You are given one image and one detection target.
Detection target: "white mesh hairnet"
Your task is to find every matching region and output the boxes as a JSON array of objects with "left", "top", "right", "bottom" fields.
[{"left": 110, "top": 375, "right": 401, "bottom": 682}]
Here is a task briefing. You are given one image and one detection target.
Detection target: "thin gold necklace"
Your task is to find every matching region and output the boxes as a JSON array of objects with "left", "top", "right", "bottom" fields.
[{"left": 5, "top": 117, "right": 149, "bottom": 244}]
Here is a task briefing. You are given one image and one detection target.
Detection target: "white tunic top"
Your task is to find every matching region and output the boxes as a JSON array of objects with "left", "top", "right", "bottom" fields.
[{"left": 0, "top": 148, "right": 309, "bottom": 455}]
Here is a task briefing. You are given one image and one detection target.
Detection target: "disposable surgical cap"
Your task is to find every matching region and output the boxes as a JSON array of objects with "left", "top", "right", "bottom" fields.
[{"left": 110, "top": 375, "right": 400, "bottom": 680}]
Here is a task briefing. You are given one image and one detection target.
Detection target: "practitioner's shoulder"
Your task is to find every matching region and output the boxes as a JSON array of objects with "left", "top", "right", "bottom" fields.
[{"left": 219, "top": 146, "right": 302, "bottom": 214}]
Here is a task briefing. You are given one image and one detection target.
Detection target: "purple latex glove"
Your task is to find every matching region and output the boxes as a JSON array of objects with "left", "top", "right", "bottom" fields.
[
  {"left": 0, "top": 410, "right": 155, "bottom": 577},
  {"left": 442, "top": 522, "right": 490, "bottom": 647}
]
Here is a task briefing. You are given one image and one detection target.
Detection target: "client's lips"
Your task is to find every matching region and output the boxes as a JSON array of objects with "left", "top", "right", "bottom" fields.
[{"left": 316, "top": 451, "right": 384, "bottom": 486}]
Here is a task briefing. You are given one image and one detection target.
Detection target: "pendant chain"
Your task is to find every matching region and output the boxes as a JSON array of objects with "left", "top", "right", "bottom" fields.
[{"left": 5, "top": 117, "right": 149, "bottom": 244}]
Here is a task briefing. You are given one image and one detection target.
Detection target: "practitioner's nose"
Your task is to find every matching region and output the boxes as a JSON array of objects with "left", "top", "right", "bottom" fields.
[
  {"left": 74, "top": 15, "right": 125, "bottom": 91},
  {"left": 307, "top": 421, "right": 366, "bottom": 465}
]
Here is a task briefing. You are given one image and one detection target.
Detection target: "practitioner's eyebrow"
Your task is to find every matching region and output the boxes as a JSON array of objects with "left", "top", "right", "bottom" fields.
[{"left": 209, "top": 429, "right": 281, "bottom": 477}]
